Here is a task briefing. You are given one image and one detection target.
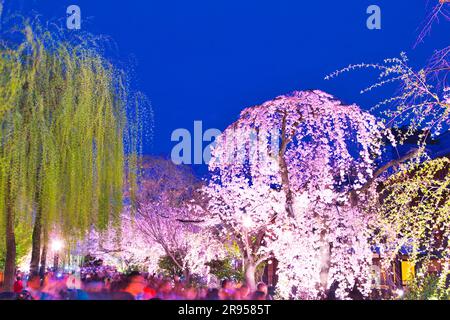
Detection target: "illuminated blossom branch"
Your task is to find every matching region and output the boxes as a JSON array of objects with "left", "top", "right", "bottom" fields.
[
  {"left": 415, "top": 1, "right": 449, "bottom": 48},
  {"left": 326, "top": 53, "right": 449, "bottom": 147}
]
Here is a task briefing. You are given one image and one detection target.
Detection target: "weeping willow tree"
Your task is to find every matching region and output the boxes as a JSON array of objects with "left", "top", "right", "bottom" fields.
[
  {"left": 0, "top": 25, "right": 145, "bottom": 290},
  {"left": 373, "top": 157, "right": 450, "bottom": 298}
]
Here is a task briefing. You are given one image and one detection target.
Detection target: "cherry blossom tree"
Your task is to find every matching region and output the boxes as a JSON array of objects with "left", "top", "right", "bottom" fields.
[
  {"left": 134, "top": 157, "right": 226, "bottom": 280},
  {"left": 204, "top": 90, "right": 388, "bottom": 298},
  {"left": 204, "top": 176, "right": 285, "bottom": 290},
  {"left": 75, "top": 211, "right": 164, "bottom": 273}
]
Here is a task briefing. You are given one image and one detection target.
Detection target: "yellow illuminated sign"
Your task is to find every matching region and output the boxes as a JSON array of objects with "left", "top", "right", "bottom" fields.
[{"left": 401, "top": 261, "right": 415, "bottom": 284}]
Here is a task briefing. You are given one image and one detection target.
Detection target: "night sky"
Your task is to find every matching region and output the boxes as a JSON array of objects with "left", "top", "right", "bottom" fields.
[{"left": 2, "top": 0, "right": 449, "bottom": 172}]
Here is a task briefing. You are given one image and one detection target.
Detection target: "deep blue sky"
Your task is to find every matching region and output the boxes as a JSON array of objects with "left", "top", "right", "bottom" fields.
[{"left": 2, "top": 0, "right": 449, "bottom": 170}]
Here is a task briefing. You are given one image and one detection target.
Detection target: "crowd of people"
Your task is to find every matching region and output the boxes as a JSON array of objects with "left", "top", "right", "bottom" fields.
[{"left": 0, "top": 267, "right": 274, "bottom": 300}]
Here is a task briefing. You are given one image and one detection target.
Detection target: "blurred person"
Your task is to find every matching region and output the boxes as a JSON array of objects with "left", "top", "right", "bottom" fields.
[
  {"left": 108, "top": 278, "right": 134, "bottom": 300},
  {"left": 256, "top": 282, "right": 273, "bottom": 300},
  {"left": 26, "top": 274, "right": 42, "bottom": 300},
  {"left": 13, "top": 276, "right": 23, "bottom": 293},
  {"left": 206, "top": 288, "right": 220, "bottom": 300},
  {"left": 66, "top": 272, "right": 82, "bottom": 290},
  {"left": 40, "top": 274, "right": 66, "bottom": 300},
  {"left": 156, "top": 280, "right": 174, "bottom": 300},
  {"left": 124, "top": 273, "right": 147, "bottom": 300},
  {"left": 219, "top": 279, "right": 235, "bottom": 300},
  {"left": 235, "top": 284, "right": 250, "bottom": 300},
  {"left": 142, "top": 286, "right": 157, "bottom": 300},
  {"left": 183, "top": 286, "right": 198, "bottom": 300},
  {"left": 104, "top": 277, "right": 112, "bottom": 292},
  {"left": 251, "top": 291, "right": 266, "bottom": 300},
  {"left": 84, "top": 280, "right": 104, "bottom": 294},
  {"left": 197, "top": 287, "right": 208, "bottom": 300},
  {"left": 174, "top": 280, "right": 185, "bottom": 299}
]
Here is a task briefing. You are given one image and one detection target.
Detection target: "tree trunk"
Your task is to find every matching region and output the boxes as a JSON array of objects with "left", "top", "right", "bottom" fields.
[
  {"left": 183, "top": 268, "right": 191, "bottom": 284},
  {"left": 278, "top": 112, "right": 294, "bottom": 218},
  {"left": 279, "top": 155, "right": 294, "bottom": 218},
  {"left": 3, "top": 202, "right": 16, "bottom": 292},
  {"left": 319, "top": 236, "right": 331, "bottom": 296},
  {"left": 30, "top": 207, "right": 42, "bottom": 275},
  {"left": 39, "top": 236, "right": 48, "bottom": 277},
  {"left": 245, "top": 262, "right": 256, "bottom": 292}
]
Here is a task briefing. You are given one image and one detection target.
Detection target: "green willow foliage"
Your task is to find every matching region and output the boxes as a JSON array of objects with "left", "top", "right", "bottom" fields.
[
  {"left": 0, "top": 26, "right": 143, "bottom": 258},
  {"left": 374, "top": 157, "right": 450, "bottom": 295},
  {"left": 404, "top": 274, "right": 449, "bottom": 300}
]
